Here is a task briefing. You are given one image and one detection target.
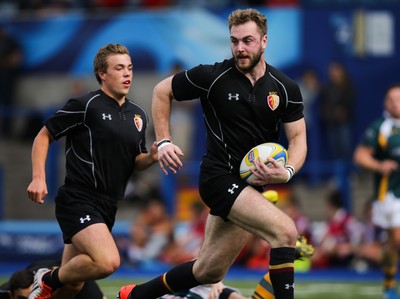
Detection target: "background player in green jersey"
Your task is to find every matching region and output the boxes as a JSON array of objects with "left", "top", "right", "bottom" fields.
[{"left": 354, "top": 83, "right": 400, "bottom": 299}]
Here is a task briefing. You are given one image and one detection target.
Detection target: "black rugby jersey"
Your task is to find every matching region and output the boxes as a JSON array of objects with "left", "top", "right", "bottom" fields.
[
  {"left": 45, "top": 89, "right": 148, "bottom": 200},
  {"left": 172, "top": 58, "right": 303, "bottom": 173}
]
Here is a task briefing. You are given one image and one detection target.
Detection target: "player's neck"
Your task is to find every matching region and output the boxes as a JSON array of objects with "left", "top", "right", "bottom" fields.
[{"left": 245, "top": 61, "right": 266, "bottom": 86}]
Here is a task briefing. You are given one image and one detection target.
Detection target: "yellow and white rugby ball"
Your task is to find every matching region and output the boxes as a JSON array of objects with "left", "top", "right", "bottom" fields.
[{"left": 239, "top": 142, "right": 288, "bottom": 185}]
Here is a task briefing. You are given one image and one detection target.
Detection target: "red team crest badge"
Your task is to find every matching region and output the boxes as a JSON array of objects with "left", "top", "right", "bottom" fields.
[
  {"left": 134, "top": 114, "right": 143, "bottom": 132},
  {"left": 267, "top": 94, "right": 279, "bottom": 111}
]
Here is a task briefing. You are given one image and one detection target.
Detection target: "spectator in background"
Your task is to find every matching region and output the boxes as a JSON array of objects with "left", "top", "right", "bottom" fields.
[
  {"left": 162, "top": 200, "right": 208, "bottom": 266},
  {"left": 125, "top": 198, "right": 174, "bottom": 268},
  {"left": 169, "top": 61, "right": 198, "bottom": 163},
  {"left": 298, "top": 68, "right": 321, "bottom": 130},
  {"left": 353, "top": 83, "right": 400, "bottom": 299},
  {"left": 311, "top": 189, "right": 363, "bottom": 269},
  {"left": 0, "top": 26, "right": 23, "bottom": 139},
  {"left": 319, "top": 61, "right": 355, "bottom": 161},
  {"left": 279, "top": 196, "right": 313, "bottom": 244}
]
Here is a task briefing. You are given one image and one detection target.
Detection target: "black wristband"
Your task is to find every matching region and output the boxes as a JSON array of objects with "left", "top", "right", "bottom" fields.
[{"left": 219, "top": 288, "right": 237, "bottom": 299}]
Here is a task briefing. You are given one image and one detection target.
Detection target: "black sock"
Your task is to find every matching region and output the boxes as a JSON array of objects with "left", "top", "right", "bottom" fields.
[
  {"left": 219, "top": 288, "right": 237, "bottom": 299},
  {"left": 269, "top": 247, "right": 295, "bottom": 299},
  {"left": 42, "top": 268, "right": 63, "bottom": 290},
  {"left": 131, "top": 260, "right": 199, "bottom": 299}
]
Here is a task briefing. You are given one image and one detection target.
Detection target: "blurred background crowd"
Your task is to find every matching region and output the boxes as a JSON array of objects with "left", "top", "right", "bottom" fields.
[{"left": 1, "top": 0, "right": 400, "bottom": 274}]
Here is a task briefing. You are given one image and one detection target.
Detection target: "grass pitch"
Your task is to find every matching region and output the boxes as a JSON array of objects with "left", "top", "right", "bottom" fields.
[
  {"left": 97, "top": 278, "right": 382, "bottom": 299},
  {"left": 0, "top": 275, "right": 383, "bottom": 298}
]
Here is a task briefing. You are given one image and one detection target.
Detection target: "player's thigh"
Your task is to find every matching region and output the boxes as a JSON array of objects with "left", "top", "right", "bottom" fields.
[
  {"left": 228, "top": 186, "right": 297, "bottom": 248},
  {"left": 61, "top": 243, "right": 81, "bottom": 266},
  {"left": 194, "top": 214, "right": 250, "bottom": 282},
  {"left": 71, "top": 223, "right": 120, "bottom": 262}
]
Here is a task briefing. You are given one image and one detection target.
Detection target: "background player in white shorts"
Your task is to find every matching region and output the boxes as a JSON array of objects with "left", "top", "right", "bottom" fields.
[{"left": 354, "top": 83, "right": 400, "bottom": 299}]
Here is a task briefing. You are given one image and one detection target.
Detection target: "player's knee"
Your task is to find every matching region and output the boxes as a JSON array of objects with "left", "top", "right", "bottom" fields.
[
  {"left": 96, "top": 257, "right": 120, "bottom": 278},
  {"left": 194, "top": 263, "right": 225, "bottom": 284},
  {"left": 276, "top": 217, "right": 297, "bottom": 247}
]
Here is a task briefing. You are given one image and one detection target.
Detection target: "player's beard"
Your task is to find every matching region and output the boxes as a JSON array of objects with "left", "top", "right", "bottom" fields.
[{"left": 233, "top": 47, "right": 264, "bottom": 73}]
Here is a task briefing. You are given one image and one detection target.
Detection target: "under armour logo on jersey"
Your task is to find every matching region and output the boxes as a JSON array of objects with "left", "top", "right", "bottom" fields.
[
  {"left": 102, "top": 113, "right": 112, "bottom": 120},
  {"left": 228, "top": 183, "right": 239, "bottom": 194},
  {"left": 285, "top": 283, "right": 295, "bottom": 289},
  {"left": 228, "top": 93, "right": 239, "bottom": 101},
  {"left": 80, "top": 215, "right": 91, "bottom": 223}
]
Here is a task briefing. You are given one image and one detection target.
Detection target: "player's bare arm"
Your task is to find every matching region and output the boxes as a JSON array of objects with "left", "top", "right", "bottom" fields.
[
  {"left": 251, "top": 118, "right": 307, "bottom": 185},
  {"left": 354, "top": 144, "right": 399, "bottom": 175},
  {"left": 27, "top": 126, "right": 53, "bottom": 204},
  {"left": 152, "top": 76, "right": 184, "bottom": 175},
  {"left": 283, "top": 118, "right": 307, "bottom": 172},
  {"left": 134, "top": 141, "right": 158, "bottom": 171}
]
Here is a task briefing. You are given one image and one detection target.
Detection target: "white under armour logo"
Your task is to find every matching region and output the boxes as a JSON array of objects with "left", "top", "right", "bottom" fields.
[
  {"left": 228, "top": 183, "right": 239, "bottom": 194},
  {"left": 285, "top": 283, "right": 295, "bottom": 289},
  {"left": 228, "top": 93, "right": 239, "bottom": 101},
  {"left": 102, "top": 113, "right": 112, "bottom": 120},
  {"left": 80, "top": 215, "right": 91, "bottom": 223}
]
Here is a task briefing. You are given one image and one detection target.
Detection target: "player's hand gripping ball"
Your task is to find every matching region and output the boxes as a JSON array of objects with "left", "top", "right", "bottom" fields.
[{"left": 239, "top": 142, "right": 288, "bottom": 185}]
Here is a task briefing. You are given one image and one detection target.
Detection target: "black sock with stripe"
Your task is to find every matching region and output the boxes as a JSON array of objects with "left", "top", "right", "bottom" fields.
[
  {"left": 42, "top": 268, "right": 63, "bottom": 290},
  {"left": 269, "top": 247, "right": 295, "bottom": 299},
  {"left": 130, "top": 260, "right": 199, "bottom": 298}
]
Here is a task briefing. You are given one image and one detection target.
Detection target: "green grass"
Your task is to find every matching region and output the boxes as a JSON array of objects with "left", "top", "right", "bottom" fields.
[
  {"left": 0, "top": 276, "right": 383, "bottom": 298},
  {"left": 96, "top": 278, "right": 383, "bottom": 299}
]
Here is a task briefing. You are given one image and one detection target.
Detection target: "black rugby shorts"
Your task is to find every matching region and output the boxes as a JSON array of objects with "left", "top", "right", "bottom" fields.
[
  {"left": 55, "top": 184, "right": 117, "bottom": 244},
  {"left": 199, "top": 169, "right": 248, "bottom": 220},
  {"left": 75, "top": 280, "right": 104, "bottom": 299}
]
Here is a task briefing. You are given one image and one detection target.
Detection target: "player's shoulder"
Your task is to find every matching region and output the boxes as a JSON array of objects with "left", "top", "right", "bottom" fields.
[
  {"left": 76, "top": 89, "right": 102, "bottom": 101},
  {"left": 0, "top": 289, "right": 11, "bottom": 299},
  {"left": 267, "top": 64, "right": 298, "bottom": 87},
  {"left": 195, "top": 58, "right": 235, "bottom": 76},
  {"left": 64, "top": 89, "right": 102, "bottom": 107},
  {"left": 127, "top": 98, "right": 147, "bottom": 113},
  {"left": 367, "top": 116, "right": 386, "bottom": 131}
]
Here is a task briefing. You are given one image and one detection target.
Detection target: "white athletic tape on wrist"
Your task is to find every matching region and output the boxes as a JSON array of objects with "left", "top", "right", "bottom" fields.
[
  {"left": 156, "top": 139, "right": 171, "bottom": 148},
  {"left": 285, "top": 164, "right": 295, "bottom": 182},
  {"left": 158, "top": 141, "right": 172, "bottom": 150}
]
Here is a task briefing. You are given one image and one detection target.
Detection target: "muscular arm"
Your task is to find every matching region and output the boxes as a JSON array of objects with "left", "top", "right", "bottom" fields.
[
  {"left": 152, "top": 76, "right": 174, "bottom": 142},
  {"left": 252, "top": 118, "right": 307, "bottom": 185},
  {"left": 151, "top": 76, "right": 184, "bottom": 174},
  {"left": 27, "top": 126, "right": 54, "bottom": 204},
  {"left": 283, "top": 117, "right": 307, "bottom": 173},
  {"left": 134, "top": 142, "right": 158, "bottom": 171},
  {"left": 354, "top": 144, "right": 398, "bottom": 175}
]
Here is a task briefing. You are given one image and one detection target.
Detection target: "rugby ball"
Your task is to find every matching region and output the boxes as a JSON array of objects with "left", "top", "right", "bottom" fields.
[{"left": 239, "top": 142, "right": 288, "bottom": 185}]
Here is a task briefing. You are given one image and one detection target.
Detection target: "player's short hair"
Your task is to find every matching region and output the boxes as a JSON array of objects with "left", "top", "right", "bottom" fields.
[
  {"left": 228, "top": 8, "right": 267, "bottom": 37},
  {"left": 385, "top": 82, "right": 400, "bottom": 96},
  {"left": 93, "top": 43, "right": 130, "bottom": 85},
  {"left": 9, "top": 269, "right": 33, "bottom": 296}
]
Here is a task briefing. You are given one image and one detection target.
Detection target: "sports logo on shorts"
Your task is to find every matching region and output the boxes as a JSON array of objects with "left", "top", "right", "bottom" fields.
[
  {"left": 267, "top": 93, "right": 279, "bottom": 111},
  {"left": 228, "top": 183, "right": 239, "bottom": 194},
  {"left": 80, "top": 215, "right": 91, "bottom": 223},
  {"left": 134, "top": 114, "right": 143, "bottom": 132}
]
